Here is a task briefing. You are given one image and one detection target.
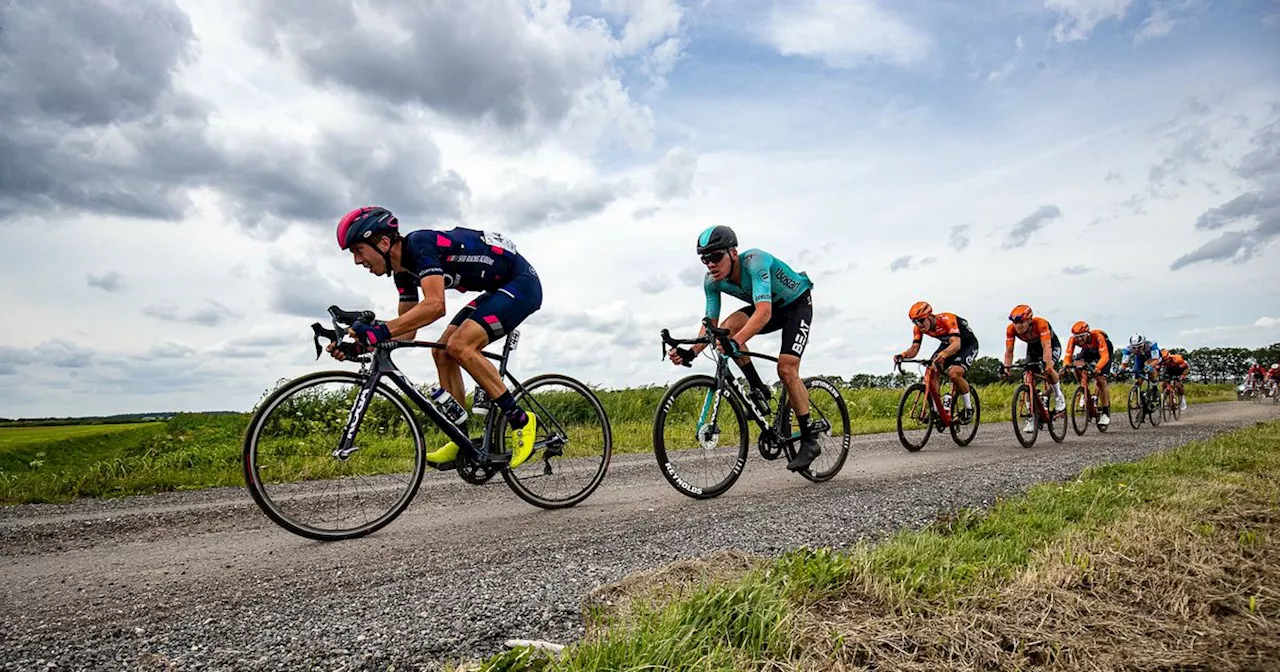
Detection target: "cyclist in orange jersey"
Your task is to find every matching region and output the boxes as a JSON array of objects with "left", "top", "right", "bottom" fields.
[
  {"left": 1002, "top": 305, "right": 1065, "bottom": 429},
  {"left": 894, "top": 301, "right": 980, "bottom": 422},
  {"left": 1158, "top": 349, "right": 1191, "bottom": 411},
  {"left": 1064, "top": 320, "right": 1114, "bottom": 427}
]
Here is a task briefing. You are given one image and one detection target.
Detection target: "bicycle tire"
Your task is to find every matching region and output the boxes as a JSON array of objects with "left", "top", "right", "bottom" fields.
[
  {"left": 1070, "top": 386, "right": 1089, "bottom": 436},
  {"left": 895, "top": 383, "right": 933, "bottom": 452},
  {"left": 1127, "top": 385, "right": 1143, "bottom": 429},
  {"left": 242, "top": 370, "right": 426, "bottom": 541},
  {"left": 1165, "top": 387, "right": 1180, "bottom": 421},
  {"left": 1046, "top": 394, "right": 1068, "bottom": 444},
  {"left": 949, "top": 385, "right": 980, "bottom": 447},
  {"left": 777, "top": 377, "right": 851, "bottom": 483},
  {"left": 1012, "top": 384, "right": 1038, "bottom": 448},
  {"left": 496, "top": 373, "right": 613, "bottom": 510},
  {"left": 653, "top": 374, "right": 750, "bottom": 499},
  {"left": 1148, "top": 388, "right": 1163, "bottom": 427}
]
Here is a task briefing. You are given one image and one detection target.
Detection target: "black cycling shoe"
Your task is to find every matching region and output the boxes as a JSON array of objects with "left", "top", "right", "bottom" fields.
[{"left": 787, "top": 436, "right": 821, "bottom": 472}]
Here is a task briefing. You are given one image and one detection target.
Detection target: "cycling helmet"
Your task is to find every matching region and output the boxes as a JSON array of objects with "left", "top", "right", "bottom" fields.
[
  {"left": 1272, "top": 363, "right": 1279, "bottom": 370},
  {"left": 1129, "top": 333, "right": 1146, "bottom": 347},
  {"left": 909, "top": 301, "right": 933, "bottom": 321},
  {"left": 337, "top": 206, "right": 399, "bottom": 250},
  {"left": 1071, "top": 320, "right": 1090, "bottom": 335},
  {"left": 696, "top": 225, "right": 737, "bottom": 254},
  {"left": 1009, "top": 304, "right": 1033, "bottom": 323}
]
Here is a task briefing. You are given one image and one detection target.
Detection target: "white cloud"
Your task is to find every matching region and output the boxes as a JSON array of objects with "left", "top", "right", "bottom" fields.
[
  {"left": 1175, "top": 317, "right": 1280, "bottom": 348},
  {"left": 1045, "top": 0, "right": 1134, "bottom": 42},
  {"left": 1134, "top": 5, "right": 1176, "bottom": 43},
  {"left": 763, "top": 0, "right": 932, "bottom": 68}
]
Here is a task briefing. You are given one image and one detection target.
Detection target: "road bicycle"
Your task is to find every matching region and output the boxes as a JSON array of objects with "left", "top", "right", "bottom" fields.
[
  {"left": 652, "top": 318, "right": 851, "bottom": 499},
  {"left": 1125, "top": 369, "right": 1163, "bottom": 429},
  {"left": 1158, "top": 371, "right": 1184, "bottom": 422},
  {"left": 1064, "top": 364, "right": 1111, "bottom": 436},
  {"left": 892, "top": 358, "right": 981, "bottom": 451},
  {"left": 242, "top": 306, "right": 613, "bottom": 541},
  {"left": 1001, "top": 361, "right": 1067, "bottom": 448}
]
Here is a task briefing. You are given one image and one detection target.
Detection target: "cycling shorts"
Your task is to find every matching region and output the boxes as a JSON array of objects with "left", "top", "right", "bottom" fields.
[
  {"left": 931, "top": 337, "right": 979, "bottom": 372},
  {"left": 447, "top": 267, "right": 542, "bottom": 342},
  {"left": 732, "top": 290, "right": 813, "bottom": 358},
  {"left": 1026, "top": 334, "right": 1062, "bottom": 366},
  {"left": 1079, "top": 349, "right": 1112, "bottom": 375}
]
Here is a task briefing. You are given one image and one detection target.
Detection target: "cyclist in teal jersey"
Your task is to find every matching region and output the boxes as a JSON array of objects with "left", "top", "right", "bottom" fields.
[{"left": 666, "top": 225, "right": 820, "bottom": 472}]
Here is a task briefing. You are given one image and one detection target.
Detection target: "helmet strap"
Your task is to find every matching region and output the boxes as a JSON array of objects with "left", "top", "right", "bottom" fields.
[{"left": 377, "top": 235, "right": 401, "bottom": 277}]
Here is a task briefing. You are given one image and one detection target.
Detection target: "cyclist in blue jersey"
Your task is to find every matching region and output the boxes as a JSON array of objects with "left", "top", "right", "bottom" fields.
[
  {"left": 327, "top": 206, "right": 541, "bottom": 468},
  {"left": 1117, "top": 333, "right": 1161, "bottom": 383},
  {"left": 666, "top": 225, "right": 820, "bottom": 472}
]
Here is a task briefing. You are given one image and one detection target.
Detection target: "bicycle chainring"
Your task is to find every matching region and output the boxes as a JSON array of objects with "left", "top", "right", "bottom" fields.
[
  {"left": 455, "top": 450, "right": 499, "bottom": 485},
  {"left": 757, "top": 428, "right": 784, "bottom": 460}
]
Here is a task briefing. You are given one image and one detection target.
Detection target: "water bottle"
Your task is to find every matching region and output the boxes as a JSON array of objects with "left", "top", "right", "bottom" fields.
[
  {"left": 472, "top": 385, "right": 489, "bottom": 417},
  {"left": 941, "top": 392, "right": 953, "bottom": 410},
  {"left": 427, "top": 384, "right": 468, "bottom": 426}
]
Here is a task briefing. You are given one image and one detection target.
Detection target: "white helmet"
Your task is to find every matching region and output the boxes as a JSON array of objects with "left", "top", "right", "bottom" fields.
[
  {"left": 1129, "top": 333, "right": 1146, "bottom": 347},
  {"left": 1272, "top": 363, "right": 1279, "bottom": 370}
]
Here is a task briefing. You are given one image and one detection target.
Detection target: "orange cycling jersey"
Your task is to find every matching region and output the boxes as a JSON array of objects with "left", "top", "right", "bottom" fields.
[
  {"left": 1161, "top": 353, "right": 1188, "bottom": 369},
  {"left": 913, "top": 312, "right": 963, "bottom": 342},
  {"left": 1006, "top": 317, "right": 1054, "bottom": 347},
  {"left": 1065, "top": 329, "right": 1111, "bottom": 367}
]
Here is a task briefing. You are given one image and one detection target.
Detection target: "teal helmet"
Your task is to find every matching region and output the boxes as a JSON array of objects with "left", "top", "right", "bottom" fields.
[{"left": 696, "top": 225, "right": 737, "bottom": 254}]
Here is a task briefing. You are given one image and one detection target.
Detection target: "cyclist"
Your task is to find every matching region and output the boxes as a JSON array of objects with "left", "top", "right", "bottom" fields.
[
  {"left": 893, "top": 302, "right": 979, "bottom": 422},
  {"left": 1002, "top": 305, "right": 1065, "bottom": 432},
  {"left": 329, "top": 206, "right": 541, "bottom": 468},
  {"left": 1063, "top": 321, "right": 1113, "bottom": 427},
  {"left": 1118, "top": 333, "right": 1162, "bottom": 384},
  {"left": 666, "top": 225, "right": 819, "bottom": 472},
  {"left": 1268, "top": 363, "right": 1280, "bottom": 397},
  {"left": 1247, "top": 362, "right": 1267, "bottom": 395},
  {"left": 1158, "top": 349, "right": 1190, "bottom": 411}
]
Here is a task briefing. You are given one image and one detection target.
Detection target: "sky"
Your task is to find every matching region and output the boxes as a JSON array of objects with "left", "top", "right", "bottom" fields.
[{"left": 1, "top": 0, "right": 1278, "bottom": 417}]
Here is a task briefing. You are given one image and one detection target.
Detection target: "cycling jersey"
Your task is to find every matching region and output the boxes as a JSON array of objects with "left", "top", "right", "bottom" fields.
[
  {"left": 913, "top": 313, "right": 975, "bottom": 345},
  {"left": 1268, "top": 368, "right": 1280, "bottom": 380},
  {"left": 1118, "top": 341, "right": 1161, "bottom": 373},
  {"left": 1065, "top": 329, "right": 1113, "bottom": 370},
  {"left": 703, "top": 249, "right": 813, "bottom": 318},
  {"left": 1006, "top": 317, "right": 1060, "bottom": 365},
  {"left": 1160, "top": 353, "right": 1188, "bottom": 369}
]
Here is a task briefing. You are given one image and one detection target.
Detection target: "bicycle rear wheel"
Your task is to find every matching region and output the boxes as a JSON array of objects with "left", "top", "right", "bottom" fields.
[
  {"left": 777, "top": 377, "right": 851, "bottom": 482},
  {"left": 243, "top": 371, "right": 426, "bottom": 541},
  {"left": 1012, "top": 384, "right": 1038, "bottom": 448},
  {"left": 949, "top": 385, "right": 980, "bottom": 447},
  {"left": 1070, "top": 387, "right": 1089, "bottom": 436},
  {"left": 497, "top": 373, "right": 612, "bottom": 509},
  {"left": 896, "top": 383, "right": 933, "bottom": 451},
  {"left": 653, "top": 375, "right": 749, "bottom": 499}
]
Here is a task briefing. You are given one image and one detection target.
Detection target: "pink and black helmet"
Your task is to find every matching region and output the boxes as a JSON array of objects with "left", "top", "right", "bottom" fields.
[{"left": 336, "top": 206, "right": 399, "bottom": 250}]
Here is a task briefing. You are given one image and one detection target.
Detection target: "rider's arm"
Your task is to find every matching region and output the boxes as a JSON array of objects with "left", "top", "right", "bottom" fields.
[
  {"left": 901, "top": 325, "right": 923, "bottom": 359},
  {"left": 1096, "top": 334, "right": 1110, "bottom": 372},
  {"left": 1037, "top": 321, "right": 1053, "bottom": 365},
  {"left": 1003, "top": 324, "right": 1016, "bottom": 367},
  {"left": 692, "top": 276, "right": 722, "bottom": 355},
  {"left": 385, "top": 276, "right": 447, "bottom": 338}
]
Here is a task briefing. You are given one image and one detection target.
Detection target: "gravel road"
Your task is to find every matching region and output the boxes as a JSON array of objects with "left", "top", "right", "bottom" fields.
[{"left": 2, "top": 400, "right": 1277, "bottom": 671}]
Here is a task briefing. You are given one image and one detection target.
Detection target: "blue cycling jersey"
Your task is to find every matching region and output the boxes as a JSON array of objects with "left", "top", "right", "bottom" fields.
[
  {"left": 393, "top": 228, "right": 532, "bottom": 301},
  {"left": 1118, "top": 342, "right": 1160, "bottom": 371},
  {"left": 703, "top": 249, "right": 812, "bottom": 318}
]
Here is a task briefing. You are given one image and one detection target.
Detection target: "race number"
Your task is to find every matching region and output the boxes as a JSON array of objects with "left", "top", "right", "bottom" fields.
[{"left": 482, "top": 231, "right": 518, "bottom": 253}]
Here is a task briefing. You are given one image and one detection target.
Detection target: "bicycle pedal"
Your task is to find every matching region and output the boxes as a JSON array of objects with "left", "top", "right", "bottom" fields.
[
  {"left": 432, "top": 460, "right": 458, "bottom": 471},
  {"left": 487, "top": 451, "right": 512, "bottom": 466}
]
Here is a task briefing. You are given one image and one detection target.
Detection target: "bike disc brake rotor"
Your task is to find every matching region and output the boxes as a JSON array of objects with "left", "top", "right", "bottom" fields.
[{"left": 695, "top": 423, "right": 722, "bottom": 451}]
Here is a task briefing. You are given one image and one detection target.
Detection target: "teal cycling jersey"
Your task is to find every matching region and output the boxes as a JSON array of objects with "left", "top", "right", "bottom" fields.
[{"left": 703, "top": 249, "right": 813, "bottom": 318}]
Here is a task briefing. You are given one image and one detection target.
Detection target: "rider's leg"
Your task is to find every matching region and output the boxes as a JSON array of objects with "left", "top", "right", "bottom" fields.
[
  {"left": 432, "top": 324, "right": 465, "bottom": 402},
  {"left": 946, "top": 364, "right": 972, "bottom": 419},
  {"left": 722, "top": 310, "right": 768, "bottom": 396}
]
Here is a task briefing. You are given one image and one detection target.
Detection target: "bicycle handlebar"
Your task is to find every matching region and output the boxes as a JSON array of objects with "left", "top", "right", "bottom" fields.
[
  {"left": 659, "top": 318, "right": 735, "bottom": 367},
  {"left": 310, "top": 305, "right": 377, "bottom": 361}
]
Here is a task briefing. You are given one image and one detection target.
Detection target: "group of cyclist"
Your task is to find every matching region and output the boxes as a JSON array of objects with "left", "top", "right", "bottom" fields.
[
  {"left": 326, "top": 207, "right": 1226, "bottom": 471},
  {"left": 1246, "top": 362, "right": 1280, "bottom": 397}
]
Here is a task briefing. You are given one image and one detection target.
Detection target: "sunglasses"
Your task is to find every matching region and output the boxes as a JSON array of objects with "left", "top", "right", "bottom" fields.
[
  {"left": 912, "top": 317, "right": 929, "bottom": 326},
  {"left": 699, "top": 251, "right": 726, "bottom": 265}
]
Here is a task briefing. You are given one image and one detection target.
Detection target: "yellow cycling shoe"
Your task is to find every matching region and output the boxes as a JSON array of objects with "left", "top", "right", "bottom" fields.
[
  {"left": 507, "top": 412, "right": 538, "bottom": 469},
  {"left": 425, "top": 441, "right": 460, "bottom": 464}
]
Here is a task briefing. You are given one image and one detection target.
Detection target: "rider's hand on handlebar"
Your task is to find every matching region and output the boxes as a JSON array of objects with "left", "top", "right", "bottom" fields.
[
  {"left": 715, "top": 337, "right": 743, "bottom": 358},
  {"left": 668, "top": 346, "right": 695, "bottom": 367},
  {"left": 893, "top": 354, "right": 903, "bottom": 365}
]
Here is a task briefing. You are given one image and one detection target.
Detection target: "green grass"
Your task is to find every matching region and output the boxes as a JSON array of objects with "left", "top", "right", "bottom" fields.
[
  {"left": 470, "top": 419, "right": 1280, "bottom": 671},
  {"left": 0, "top": 382, "right": 1239, "bottom": 505}
]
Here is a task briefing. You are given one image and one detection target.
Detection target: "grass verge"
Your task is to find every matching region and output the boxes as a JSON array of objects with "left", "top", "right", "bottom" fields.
[{"left": 469, "top": 420, "right": 1280, "bottom": 671}]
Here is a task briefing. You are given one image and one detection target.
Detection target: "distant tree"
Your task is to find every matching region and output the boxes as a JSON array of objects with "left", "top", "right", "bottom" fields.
[{"left": 968, "top": 357, "right": 1002, "bottom": 386}]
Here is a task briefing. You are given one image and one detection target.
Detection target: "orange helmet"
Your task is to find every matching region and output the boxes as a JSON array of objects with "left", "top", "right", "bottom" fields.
[
  {"left": 1071, "top": 320, "right": 1090, "bottom": 335},
  {"left": 1009, "top": 304, "right": 1033, "bottom": 323},
  {"left": 909, "top": 301, "right": 933, "bottom": 321}
]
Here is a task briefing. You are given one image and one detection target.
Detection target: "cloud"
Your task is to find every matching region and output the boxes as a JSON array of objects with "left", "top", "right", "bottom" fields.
[
  {"left": 143, "top": 301, "right": 241, "bottom": 327},
  {"left": 245, "top": 0, "right": 679, "bottom": 147},
  {"left": 1003, "top": 205, "right": 1062, "bottom": 249},
  {"left": 949, "top": 225, "right": 970, "bottom": 252},
  {"left": 486, "top": 176, "right": 631, "bottom": 232},
  {"left": 638, "top": 275, "right": 672, "bottom": 295},
  {"left": 1062, "top": 265, "right": 1092, "bottom": 275},
  {"left": 633, "top": 206, "right": 661, "bottom": 220},
  {"left": 269, "top": 256, "right": 374, "bottom": 319},
  {"left": 1175, "top": 316, "right": 1280, "bottom": 348},
  {"left": 87, "top": 271, "right": 124, "bottom": 292},
  {"left": 1046, "top": 0, "right": 1134, "bottom": 43},
  {"left": 1156, "top": 311, "right": 1199, "bottom": 321},
  {"left": 1134, "top": 4, "right": 1175, "bottom": 43},
  {"left": 1104, "top": 170, "right": 1123, "bottom": 183},
  {"left": 763, "top": 0, "right": 931, "bottom": 68},
  {"left": 678, "top": 266, "right": 706, "bottom": 287},
  {"left": 653, "top": 147, "right": 698, "bottom": 200},
  {"left": 888, "top": 255, "right": 936, "bottom": 272},
  {"left": 1173, "top": 115, "right": 1280, "bottom": 270}
]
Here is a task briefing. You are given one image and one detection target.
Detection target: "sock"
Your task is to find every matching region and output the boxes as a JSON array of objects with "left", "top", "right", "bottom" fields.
[
  {"left": 740, "top": 360, "right": 766, "bottom": 393},
  {"left": 1101, "top": 405, "right": 1109, "bottom": 414},
  {"left": 1052, "top": 382, "right": 1063, "bottom": 396},
  {"left": 494, "top": 391, "right": 528, "bottom": 430},
  {"left": 797, "top": 413, "right": 812, "bottom": 438},
  {"left": 961, "top": 392, "right": 972, "bottom": 409}
]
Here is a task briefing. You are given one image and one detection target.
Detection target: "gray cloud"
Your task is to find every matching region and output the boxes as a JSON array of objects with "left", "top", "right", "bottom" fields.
[
  {"left": 678, "top": 266, "right": 706, "bottom": 287},
  {"left": 246, "top": 0, "right": 669, "bottom": 141},
  {"left": 638, "top": 275, "right": 672, "bottom": 295},
  {"left": 1104, "top": 170, "right": 1123, "bottom": 183},
  {"left": 1003, "top": 205, "right": 1061, "bottom": 249},
  {"left": 1062, "top": 265, "right": 1092, "bottom": 276},
  {"left": 653, "top": 147, "right": 698, "bottom": 200},
  {"left": 949, "top": 225, "right": 970, "bottom": 252},
  {"left": 889, "top": 255, "right": 936, "bottom": 272},
  {"left": 633, "top": 206, "right": 661, "bottom": 220},
  {"left": 87, "top": 271, "right": 124, "bottom": 292},
  {"left": 491, "top": 177, "right": 630, "bottom": 232},
  {"left": 269, "top": 256, "right": 373, "bottom": 319},
  {"left": 143, "top": 301, "right": 241, "bottom": 327},
  {"left": 1173, "top": 115, "right": 1280, "bottom": 270}
]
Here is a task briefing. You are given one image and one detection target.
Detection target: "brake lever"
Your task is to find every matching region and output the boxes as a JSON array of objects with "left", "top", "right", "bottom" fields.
[{"left": 311, "top": 323, "right": 339, "bottom": 360}]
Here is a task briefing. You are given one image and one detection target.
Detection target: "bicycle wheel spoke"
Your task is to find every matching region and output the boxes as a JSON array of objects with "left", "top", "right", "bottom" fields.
[{"left": 501, "top": 374, "right": 612, "bottom": 509}]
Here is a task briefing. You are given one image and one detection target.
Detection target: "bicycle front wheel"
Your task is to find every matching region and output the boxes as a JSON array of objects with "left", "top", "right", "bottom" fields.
[
  {"left": 1012, "top": 384, "right": 1038, "bottom": 448},
  {"left": 778, "top": 377, "right": 851, "bottom": 483},
  {"left": 896, "top": 383, "right": 933, "bottom": 452},
  {"left": 497, "top": 373, "right": 613, "bottom": 509},
  {"left": 1127, "top": 385, "right": 1143, "bottom": 429},
  {"left": 1070, "top": 387, "right": 1089, "bottom": 436},
  {"left": 653, "top": 375, "right": 749, "bottom": 499},
  {"left": 243, "top": 371, "right": 426, "bottom": 541}
]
